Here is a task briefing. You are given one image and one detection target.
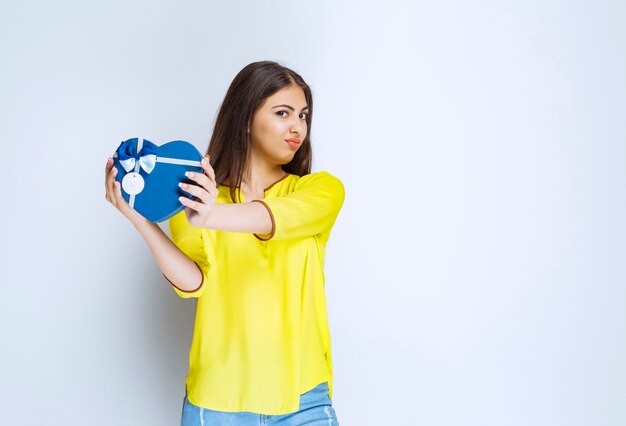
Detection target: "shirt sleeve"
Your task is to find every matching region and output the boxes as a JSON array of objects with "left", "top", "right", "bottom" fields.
[
  {"left": 251, "top": 171, "right": 345, "bottom": 242},
  {"left": 166, "top": 210, "right": 211, "bottom": 298}
]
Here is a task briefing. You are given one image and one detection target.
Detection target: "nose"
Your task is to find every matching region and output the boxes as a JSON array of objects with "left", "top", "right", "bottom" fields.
[{"left": 290, "top": 120, "right": 304, "bottom": 135}]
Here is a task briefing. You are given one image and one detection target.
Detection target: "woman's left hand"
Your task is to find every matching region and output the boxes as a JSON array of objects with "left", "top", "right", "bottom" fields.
[{"left": 179, "top": 155, "right": 218, "bottom": 227}]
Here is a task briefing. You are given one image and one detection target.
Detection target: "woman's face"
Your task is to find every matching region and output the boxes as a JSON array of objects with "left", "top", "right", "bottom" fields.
[{"left": 248, "top": 85, "right": 309, "bottom": 166}]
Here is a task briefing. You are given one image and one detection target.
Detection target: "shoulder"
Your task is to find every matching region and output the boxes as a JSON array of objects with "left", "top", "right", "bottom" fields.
[
  {"left": 290, "top": 171, "right": 345, "bottom": 208},
  {"left": 294, "top": 171, "right": 344, "bottom": 191}
]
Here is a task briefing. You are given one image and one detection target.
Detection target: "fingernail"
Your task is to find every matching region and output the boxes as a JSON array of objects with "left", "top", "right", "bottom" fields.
[
  {"left": 186, "top": 172, "right": 194, "bottom": 178},
  {"left": 201, "top": 158, "right": 207, "bottom": 165},
  {"left": 179, "top": 182, "right": 186, "bottom": 188}
]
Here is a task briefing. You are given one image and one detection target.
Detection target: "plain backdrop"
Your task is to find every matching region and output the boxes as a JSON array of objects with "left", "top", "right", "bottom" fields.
[{"left": 1, "top": 1, "right": 625, "bottom": 425}]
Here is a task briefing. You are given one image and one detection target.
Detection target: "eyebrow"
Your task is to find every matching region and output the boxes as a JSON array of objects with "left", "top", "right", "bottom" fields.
[{"left": 272, "top": 104, "right": 309, "bottom": 111}]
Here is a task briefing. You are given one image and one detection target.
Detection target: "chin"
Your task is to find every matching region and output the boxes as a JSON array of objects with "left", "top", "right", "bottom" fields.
[{"left": 276, "top": 153, "right": 296, "bottom": 165}]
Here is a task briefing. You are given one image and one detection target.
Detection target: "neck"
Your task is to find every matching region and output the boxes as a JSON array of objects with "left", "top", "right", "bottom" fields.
[{"left": 242, "top": 154, "right": 285, "bottom": 192}]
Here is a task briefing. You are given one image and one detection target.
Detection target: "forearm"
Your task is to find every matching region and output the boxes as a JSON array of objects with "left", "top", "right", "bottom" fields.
[
  {"left": 203, "top": 202, "right": 272, "bottom": 234},
  {"left": 134, "top": 220, "right": 203, "bottom": 291}
]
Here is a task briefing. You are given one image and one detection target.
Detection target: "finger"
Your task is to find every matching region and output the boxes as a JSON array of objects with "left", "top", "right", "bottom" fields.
[
  {"left": 179, "top": 182, "right": 211, "bottom": 203},
  {"left": 105, "top": 164, "right": 116, "bottom": 204},
  {"left": 105, "top": 158, "right": 114, "bottom": 200},
  {"left": 185, "top": 174, "right": 218, "bottom": 200},
  {"left": 205, "top": 185, "right": 218, "bottom": 198},
  {"left": 185, "top": 170, "right": 215, "bottom": 192},
  {"left": 201, "top": 156, "right": 216, "bottom": 184},
  {"left": 208, "top": 183, "right": 218, "bottom": 198},
  {"left": 179, "top": 195, "right": 206, "bottom": 212},
  {"left": 107, "top": 165, "right": 119, "bottom": 206},
  {"left": 105, "top": 157, "right": 113, "bottom": 182},
  {"left": 113, "top": 180, "right": 129, "bottom": 209},
  {"left": 114, "top": 180, "right": 147, "bottom": 222},
  {"left": 111, "top": 167, "right": 126, "bottom": 208}
]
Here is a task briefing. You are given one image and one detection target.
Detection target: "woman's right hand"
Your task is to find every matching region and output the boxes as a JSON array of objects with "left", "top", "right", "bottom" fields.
[
  {"left": 104, "top": 157, "right": 148, "bottom": 227},
  {"left": 179, "top": 156, "right": 219, "bottom": 228}
]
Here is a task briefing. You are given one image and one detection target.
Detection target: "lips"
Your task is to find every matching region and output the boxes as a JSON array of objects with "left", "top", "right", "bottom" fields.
[{"left": 285, "top": 138, "right": 301, "bottom": 148}]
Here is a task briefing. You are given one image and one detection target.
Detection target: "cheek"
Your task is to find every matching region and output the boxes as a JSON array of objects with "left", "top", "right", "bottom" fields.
[
  {"left": 260, "top": 118, "right": 288, "bottom": 135},
  {"left": 255, "top": 121, "right": 288, "bottom": 147}
]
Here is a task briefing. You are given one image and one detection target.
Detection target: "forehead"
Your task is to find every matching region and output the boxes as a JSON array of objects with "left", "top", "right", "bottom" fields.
[{"left": 263, "top": 85, "right": 307, "bottom": 108}]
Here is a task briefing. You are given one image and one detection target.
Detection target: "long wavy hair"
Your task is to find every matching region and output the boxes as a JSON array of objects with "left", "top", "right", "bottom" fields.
[{"left": 206, "top": 61, "right": 313, "bottom": 203}]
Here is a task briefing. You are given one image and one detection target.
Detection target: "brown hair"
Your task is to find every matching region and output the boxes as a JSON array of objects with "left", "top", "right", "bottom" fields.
[{"left": 206, "top": 61, "right": 313, "bottom": 203}]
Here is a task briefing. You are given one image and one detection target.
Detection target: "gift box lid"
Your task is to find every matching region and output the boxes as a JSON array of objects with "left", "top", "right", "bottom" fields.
[{"left": 113, "top": 137, "right": 204, "bottom": 223}]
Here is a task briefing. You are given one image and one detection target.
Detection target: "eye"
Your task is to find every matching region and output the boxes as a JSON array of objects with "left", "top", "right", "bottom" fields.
[
  {"left": 300, "top": 112, "right": 308, "bottom": 120},
  {"left": 276, "top": 110, "right": 288, "bottom": 117}
]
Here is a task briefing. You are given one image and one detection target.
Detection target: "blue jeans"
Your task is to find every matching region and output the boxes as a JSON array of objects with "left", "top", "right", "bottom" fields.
[{"left": 181, "top": 381, "right": 339, "bottom": 425}]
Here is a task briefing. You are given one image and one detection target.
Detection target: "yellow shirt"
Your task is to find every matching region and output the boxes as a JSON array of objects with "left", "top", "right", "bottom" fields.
[{"left": 167, "top": 170, "right": 345, "bottom": 415}]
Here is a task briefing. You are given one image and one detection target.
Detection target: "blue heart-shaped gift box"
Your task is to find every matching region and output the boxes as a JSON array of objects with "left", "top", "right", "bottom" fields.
[{"left": 113, "top": 137, "right": 204, "bottom": 223}]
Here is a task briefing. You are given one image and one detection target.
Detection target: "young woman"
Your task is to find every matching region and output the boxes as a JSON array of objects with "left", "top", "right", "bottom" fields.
[{"left": 104, "top": 61, "right": 344, "bottom": 425}]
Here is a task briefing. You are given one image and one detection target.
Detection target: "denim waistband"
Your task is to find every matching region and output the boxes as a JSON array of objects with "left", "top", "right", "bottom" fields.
[{"left": 183, "top": 380, "right": 332, "bottom": 413}]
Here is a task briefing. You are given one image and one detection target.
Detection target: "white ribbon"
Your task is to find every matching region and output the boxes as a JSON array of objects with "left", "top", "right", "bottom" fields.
[{"left": 119, "top": 154, "right": 157, "bottom": 174}]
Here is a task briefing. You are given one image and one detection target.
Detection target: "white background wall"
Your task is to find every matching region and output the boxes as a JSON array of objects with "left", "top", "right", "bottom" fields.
[{"left": 1, "top": 1, "right": 624, "bottom": 425}]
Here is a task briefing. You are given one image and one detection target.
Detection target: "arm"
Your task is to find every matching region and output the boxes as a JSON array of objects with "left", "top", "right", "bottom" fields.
[
  {"left": 134, "top": 220, "right": 204, "bottom": 293},
  {"left": 105, "top": 157, "right": 208, "bottom": 297},
  {"left": 181, "top": 169, "right": 344, "bottom": 240},
  {"left": 201, "top": 202, "right": 273, "bottom": 234},
  {"left": 178, "top": 166, "right": 272, "bottom": 235}
]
